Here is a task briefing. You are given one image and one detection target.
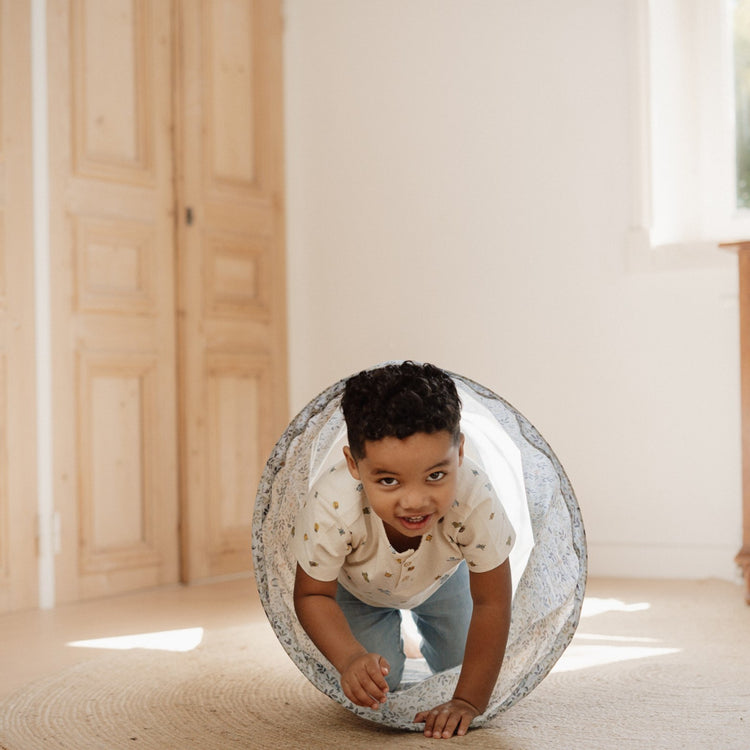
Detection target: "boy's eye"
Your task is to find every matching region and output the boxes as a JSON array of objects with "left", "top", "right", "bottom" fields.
[
  {"left": 427, "top": 471, "right": 446, "bottom": 482},
  {"left": 378, "top": 477, "right": 399, "bottom": 487}
]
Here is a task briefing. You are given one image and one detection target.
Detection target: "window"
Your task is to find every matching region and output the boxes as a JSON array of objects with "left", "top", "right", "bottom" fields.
[
  {"left": 734, "top": 0, "right": 750, "bottom": 208},
  {"left": 628, "top": 0, "right": 749, "bottom": 268}
]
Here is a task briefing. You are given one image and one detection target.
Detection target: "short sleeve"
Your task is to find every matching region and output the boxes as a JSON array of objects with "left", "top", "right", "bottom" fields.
[
  {"left": 455, "top": 478, "right": 516, "bottom": 574},
  {"left": 290, "top": 487, "right": 352, "bottom": 582}
]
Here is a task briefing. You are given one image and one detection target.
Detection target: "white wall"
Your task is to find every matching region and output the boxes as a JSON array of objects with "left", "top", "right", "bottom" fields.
[{"left": 283, "top": 0, "right": 743, "bottom": 581}]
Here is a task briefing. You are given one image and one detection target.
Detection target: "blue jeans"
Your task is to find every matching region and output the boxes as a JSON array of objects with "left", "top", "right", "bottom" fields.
[{"left": 335, "top": 561, "right": 473, "bottom": 692}]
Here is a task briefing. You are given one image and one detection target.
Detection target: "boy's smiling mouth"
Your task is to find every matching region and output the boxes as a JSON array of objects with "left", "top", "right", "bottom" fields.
[{"left": 398, "top": 513, "right": 434, "bottom": 531}]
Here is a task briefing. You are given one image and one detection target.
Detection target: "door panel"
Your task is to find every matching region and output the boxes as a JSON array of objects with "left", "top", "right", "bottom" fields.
[
  {"left": 49, "top": 0, "right": 179, "bottom": 602},
  {"left": 0, "top": 0, "right": 37, "bottom": 612},
  {"left": 77, "top": 351, "right": 170, "bottom": 578},
  {"left": 177, "top": 0, "right": 287, "bottom": 581},
  {"left": 2, "top": 0, "right": 289, "bottom": 605}
]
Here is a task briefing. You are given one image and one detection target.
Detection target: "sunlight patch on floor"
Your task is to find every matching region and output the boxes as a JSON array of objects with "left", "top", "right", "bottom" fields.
[
  {"left": 573, "top": 632, "right": 660, "bottom": 643},
  {"left": 580, "top": 597, "right": 651, "bottom": 617},
  {"left": 552, "top": 596, "right": 679, "bottom": 672},
  {"left": 553, "top": 642, "right": 680, "bottom": 672},
  {"left": 67, "top": 627, "right": 204, "bottom": 652}
]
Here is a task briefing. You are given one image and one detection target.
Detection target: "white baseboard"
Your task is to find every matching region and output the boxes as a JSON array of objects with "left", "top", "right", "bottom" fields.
[{"left": 586, "top": 542, "right": 744, "bottom": 583}]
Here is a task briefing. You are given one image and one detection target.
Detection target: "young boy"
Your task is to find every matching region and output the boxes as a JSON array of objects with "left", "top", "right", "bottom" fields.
[{"left": 292, "top": 362, "right": 515, "bottom": 739}]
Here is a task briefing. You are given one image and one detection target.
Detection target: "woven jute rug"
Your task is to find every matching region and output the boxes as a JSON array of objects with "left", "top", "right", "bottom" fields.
[{"left": 0, "top": 578, "right": 747, "bottom": 749}]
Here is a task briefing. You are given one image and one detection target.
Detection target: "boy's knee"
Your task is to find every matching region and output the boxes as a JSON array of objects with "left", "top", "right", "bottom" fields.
[{"left": 420, "top": 639, "right": 464, "bottom": 675}]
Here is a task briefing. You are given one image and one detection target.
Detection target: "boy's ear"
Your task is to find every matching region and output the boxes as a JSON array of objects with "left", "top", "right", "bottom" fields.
[
  {"left": 343, "top": 446, "right": 361, "bottom": 479},
  {"left": 458, "top": 433, "right": 465, "bottom": 465}
]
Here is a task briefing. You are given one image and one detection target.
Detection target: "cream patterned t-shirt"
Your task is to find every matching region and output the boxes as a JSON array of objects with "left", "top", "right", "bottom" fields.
[{"left": 291, "top": 457, "right": 515, "bottom": 609}]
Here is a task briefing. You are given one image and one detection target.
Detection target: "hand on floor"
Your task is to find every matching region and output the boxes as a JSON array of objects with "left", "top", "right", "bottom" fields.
[{"left": 414, "top": 697, "right": 479, "bottom": 739}]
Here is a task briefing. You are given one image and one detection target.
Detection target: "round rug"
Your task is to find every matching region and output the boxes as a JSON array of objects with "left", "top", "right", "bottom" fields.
[
  {"left": 0, "top": 626, "right": 389, "bottom": 750},
  {"left": 2, "top": 579, "right": 748, "bottom": 750}
]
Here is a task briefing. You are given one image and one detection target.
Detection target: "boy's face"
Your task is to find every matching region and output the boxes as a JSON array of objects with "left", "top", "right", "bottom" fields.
[{"left": 343, "top": 430, "right": 464, "bottom": 542}]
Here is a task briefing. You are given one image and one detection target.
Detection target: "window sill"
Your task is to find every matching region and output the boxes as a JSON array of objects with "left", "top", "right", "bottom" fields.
[{"left": 625, "top": 228, "right": 737, "bottom": 273}]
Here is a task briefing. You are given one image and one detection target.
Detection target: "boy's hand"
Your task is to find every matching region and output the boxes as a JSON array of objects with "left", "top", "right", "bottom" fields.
[
  {"left": 340, "top": 653, "right": 390, "bottom": 710},
  {"left": 414, "top": 698, "right": 479, "bottom": 739}
]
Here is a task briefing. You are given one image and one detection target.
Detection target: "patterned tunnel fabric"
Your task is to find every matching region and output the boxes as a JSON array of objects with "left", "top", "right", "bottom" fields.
[{"left": 252, "top": 370, "right": 587, "bottom": 730}]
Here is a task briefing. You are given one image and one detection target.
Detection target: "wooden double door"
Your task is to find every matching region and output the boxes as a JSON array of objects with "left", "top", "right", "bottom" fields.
[{"left": 0, "top": 0, "right": 287, "bottom": 611}]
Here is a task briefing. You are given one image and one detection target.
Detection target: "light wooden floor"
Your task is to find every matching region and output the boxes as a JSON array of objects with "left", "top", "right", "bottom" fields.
[{"left": 0, "top": 577, "right": 262, "bottom": 701}]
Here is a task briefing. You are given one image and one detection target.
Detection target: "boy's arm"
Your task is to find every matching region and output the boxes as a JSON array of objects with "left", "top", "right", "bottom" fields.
[
  {"left": 414, "top": 558, "right": 512, "bottom": 739},
  {"left": 293, "top": 564, "right": 391, "bottom": 710}
]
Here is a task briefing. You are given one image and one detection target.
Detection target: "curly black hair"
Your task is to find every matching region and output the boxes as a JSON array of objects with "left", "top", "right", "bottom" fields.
[{"left": 341, "top": 361, "right": 462, "bottom": 460}]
